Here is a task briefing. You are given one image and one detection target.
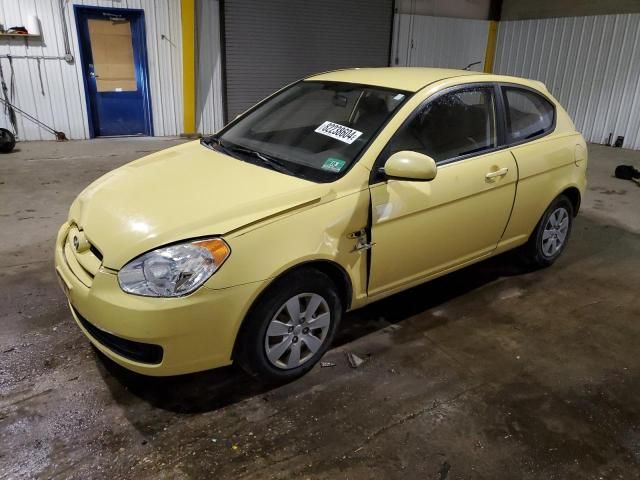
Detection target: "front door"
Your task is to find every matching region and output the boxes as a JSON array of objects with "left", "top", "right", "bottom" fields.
[
  {"left": 368, "top": 85, "right": 517, "bottom": 296},
  {"left": 75, "top": 7, "right": 152, "bottom": 137}
]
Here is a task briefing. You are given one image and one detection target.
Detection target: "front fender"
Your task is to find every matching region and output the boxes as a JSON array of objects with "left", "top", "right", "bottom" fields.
[{"left": 204, "top": 188, "right": 371, "bottom": 309}]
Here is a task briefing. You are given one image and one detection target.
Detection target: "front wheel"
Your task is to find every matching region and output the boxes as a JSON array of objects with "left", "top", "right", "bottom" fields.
[
  {"left": 521, "top": 194, "right": 574, "bottom": 268},
  {"left": 235, "top": 269, "right": 342, "bottom": 383}
]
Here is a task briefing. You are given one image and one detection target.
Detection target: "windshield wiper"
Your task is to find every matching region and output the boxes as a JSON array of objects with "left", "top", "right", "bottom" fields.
[
  {"left": 223, "top": 143, "right": 296, "bottom": 176},
  {"left": 255, "top": 152, "right": 296, "bottom": 175},
  {"left": 201, "top": 136, "right": 296, "bottom": 176},
  {"left": 200, "top": 135, "right": 223, "bottom": 150}
]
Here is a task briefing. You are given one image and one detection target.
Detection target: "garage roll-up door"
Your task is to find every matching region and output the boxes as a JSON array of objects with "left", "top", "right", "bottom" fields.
[{"left": 223, "top": 0, "right": 393, "bottom": 120}]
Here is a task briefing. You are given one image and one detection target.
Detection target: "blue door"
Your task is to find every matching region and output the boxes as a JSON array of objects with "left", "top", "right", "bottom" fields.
[{"left": 75, "top": 6, "right": 153, "bottom": 137}]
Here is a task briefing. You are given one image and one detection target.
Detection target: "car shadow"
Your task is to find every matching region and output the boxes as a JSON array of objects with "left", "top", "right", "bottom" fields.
[
  {"left": 97, "top": 350, "right": 269, "bottom": 413},
  {"left": 97, "top": 249, "right": 531, "bottom": 414},
  {"left": 334, "top": 250, "right": 529, "bottom": 347}
]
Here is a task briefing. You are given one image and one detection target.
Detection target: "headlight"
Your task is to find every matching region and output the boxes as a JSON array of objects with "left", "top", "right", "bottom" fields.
[{"left": 118, "top": 238, "right": 231, "bottom": 297}]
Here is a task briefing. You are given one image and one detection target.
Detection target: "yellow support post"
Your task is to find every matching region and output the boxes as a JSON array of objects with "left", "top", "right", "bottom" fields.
[
  {"left": 181, "top": 0, "right": 196, "bottom": 135},
  {"left": 484, "top": 20, "right": 498, "bottom": 73}
]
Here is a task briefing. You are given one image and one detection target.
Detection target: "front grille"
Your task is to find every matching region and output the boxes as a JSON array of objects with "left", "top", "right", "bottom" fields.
[
  {"left": 89, "top": 244, "right": 103, "bottom": 262},
  {"left": 73, "top": 307, "right": 163, "bottom": 365}
]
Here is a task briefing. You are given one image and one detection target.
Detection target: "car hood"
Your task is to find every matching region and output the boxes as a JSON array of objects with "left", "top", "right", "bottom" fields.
[{"left": 69, "top": 141, "right": 326, "bottom": 269}]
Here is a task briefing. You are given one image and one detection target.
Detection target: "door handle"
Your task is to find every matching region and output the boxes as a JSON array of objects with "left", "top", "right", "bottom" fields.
[
  {"left": 89, "top": 72, "right": 100, "bottom": 78},
  {"left": 485, "top": 167, "right": 509, "bottom": 180}
]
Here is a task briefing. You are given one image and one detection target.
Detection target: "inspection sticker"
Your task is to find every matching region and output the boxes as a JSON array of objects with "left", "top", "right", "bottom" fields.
[
  {"left": 314, "top": 121, "right": 363, "bottom": 144},
  {"left": 322, "top": 157, "right": 346, "bottom": 172}
]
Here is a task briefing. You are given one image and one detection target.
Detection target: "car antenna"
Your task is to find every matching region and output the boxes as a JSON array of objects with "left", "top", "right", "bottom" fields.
[{"left": 463, "top": 61, "right": 482, "bottom": 71}]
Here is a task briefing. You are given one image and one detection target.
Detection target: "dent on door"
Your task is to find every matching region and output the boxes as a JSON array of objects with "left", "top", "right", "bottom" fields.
[{"left": 367, "top": 150, "right": 518, "bottom": 296}]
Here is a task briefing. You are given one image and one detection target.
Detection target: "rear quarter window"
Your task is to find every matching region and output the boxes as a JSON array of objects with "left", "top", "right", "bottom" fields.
[{"left": 502, "top": 87, "right": 555, "bottom": 143}]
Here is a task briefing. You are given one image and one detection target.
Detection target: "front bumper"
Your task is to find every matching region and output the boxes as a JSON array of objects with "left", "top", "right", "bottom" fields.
[{"left": 54, "top": 222, "right": 265, "bottom": 376}]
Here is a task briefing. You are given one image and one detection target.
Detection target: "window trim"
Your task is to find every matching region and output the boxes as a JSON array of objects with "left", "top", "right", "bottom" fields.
[
  {"left": 370, "top": 82, "right": 503, "bottom": 184},
  {"left": 499, "top": 83, "right": 557, "bottom": 147},
  {"left": 370, "top": 81, "right": 558, "bottom": 185}
]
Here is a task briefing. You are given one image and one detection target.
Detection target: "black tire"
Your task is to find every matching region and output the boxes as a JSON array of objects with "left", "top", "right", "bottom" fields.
[
  {"left": 235, "top": 269, "right": 342, "bottom": 383},
  {"left": 0, "top": 128, "right": 16, "bottom": 153},
  {"left": 521, "top": 194, "right": 574, "bottom": 268}
]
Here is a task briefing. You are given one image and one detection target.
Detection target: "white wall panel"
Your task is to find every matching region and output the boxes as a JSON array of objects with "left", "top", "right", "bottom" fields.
[
  {"left": 495, "top": 14, "right": 640, "bottom": 150},
  {"left": 0, "top": 0, "right": 182, "bottom": 140},
  {"left": 195, "top": 0, "right": 224, "bottom": 135},
  {"left": 391, "top": 14, "right": 489, "bottom": 71}
]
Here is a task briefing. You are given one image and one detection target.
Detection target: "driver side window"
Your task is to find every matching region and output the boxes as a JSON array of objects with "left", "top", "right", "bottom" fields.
[{"left": 387, "top": 86, "right": 497, "bottom": 163}]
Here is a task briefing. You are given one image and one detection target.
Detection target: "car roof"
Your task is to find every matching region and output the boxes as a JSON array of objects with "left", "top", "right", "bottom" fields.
[{"left": 306, "top": 67, "right": 482, "bottom": 92}]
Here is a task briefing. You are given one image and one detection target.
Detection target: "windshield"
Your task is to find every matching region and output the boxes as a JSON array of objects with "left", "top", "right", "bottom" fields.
[{"left": 204, "top": 81, "right": 409, "bottom": 182}]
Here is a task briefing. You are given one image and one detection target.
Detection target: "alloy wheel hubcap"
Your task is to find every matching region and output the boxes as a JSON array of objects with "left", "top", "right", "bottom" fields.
[
  {"left": 542, "top": 207, "right": 569, "bottom": 257},
  {"left": 264, "top": 293, "right": 331, "bottom": 370}
]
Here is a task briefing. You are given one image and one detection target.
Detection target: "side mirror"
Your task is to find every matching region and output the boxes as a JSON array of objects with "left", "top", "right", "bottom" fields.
[{"left": 382, "top": 151, "right": 437, "bottom": 181}]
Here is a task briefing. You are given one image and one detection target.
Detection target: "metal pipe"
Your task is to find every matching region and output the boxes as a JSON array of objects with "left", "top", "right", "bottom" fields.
[
  {"left": 59, "top": 0, "right": 74, "bottom": 63},
  {"left": 1, "top": 54, "right": 68, "bottom": 60}
]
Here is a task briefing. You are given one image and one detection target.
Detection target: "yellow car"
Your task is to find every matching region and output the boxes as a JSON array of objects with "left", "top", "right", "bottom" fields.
[{"left": 55, "top": 68, "right": 587, "bottom": 381}]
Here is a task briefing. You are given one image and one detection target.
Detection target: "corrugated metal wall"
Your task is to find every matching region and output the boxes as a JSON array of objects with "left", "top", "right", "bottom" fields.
[
  {"left": 0, "top": 0, "right": 183, "bottom": 140},
  {"left": 495, "top": 14, "right": 640, "bottom": 150},
  {"left": 195, "top": 0, "right": 224, "bottom": 135},
  {"left": 391, "top": 14, "right": 489, "bottom": 71}
]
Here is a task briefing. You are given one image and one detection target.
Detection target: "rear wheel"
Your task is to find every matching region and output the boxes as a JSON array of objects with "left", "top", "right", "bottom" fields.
[
  {"left": 522, "top": 194, "right": 574, "bottom": 268},
  {"left": 235, "top": 269, "right": 342, "bottom": 383}
]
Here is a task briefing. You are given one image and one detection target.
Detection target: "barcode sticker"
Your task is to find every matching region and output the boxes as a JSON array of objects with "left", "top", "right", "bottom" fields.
[{"left": 314, "top": 121, "right": 363, "bottom": 144}]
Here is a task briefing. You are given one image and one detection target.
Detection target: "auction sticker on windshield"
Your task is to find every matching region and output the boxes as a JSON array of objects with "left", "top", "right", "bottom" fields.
[{"left": 314, "top": 121, "right": 363, "bottom": 144}]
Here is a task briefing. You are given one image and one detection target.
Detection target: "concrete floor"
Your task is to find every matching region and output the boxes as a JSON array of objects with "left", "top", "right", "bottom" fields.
[{"left": 1, "top": 139, "right": 639, "bottom": 479}]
